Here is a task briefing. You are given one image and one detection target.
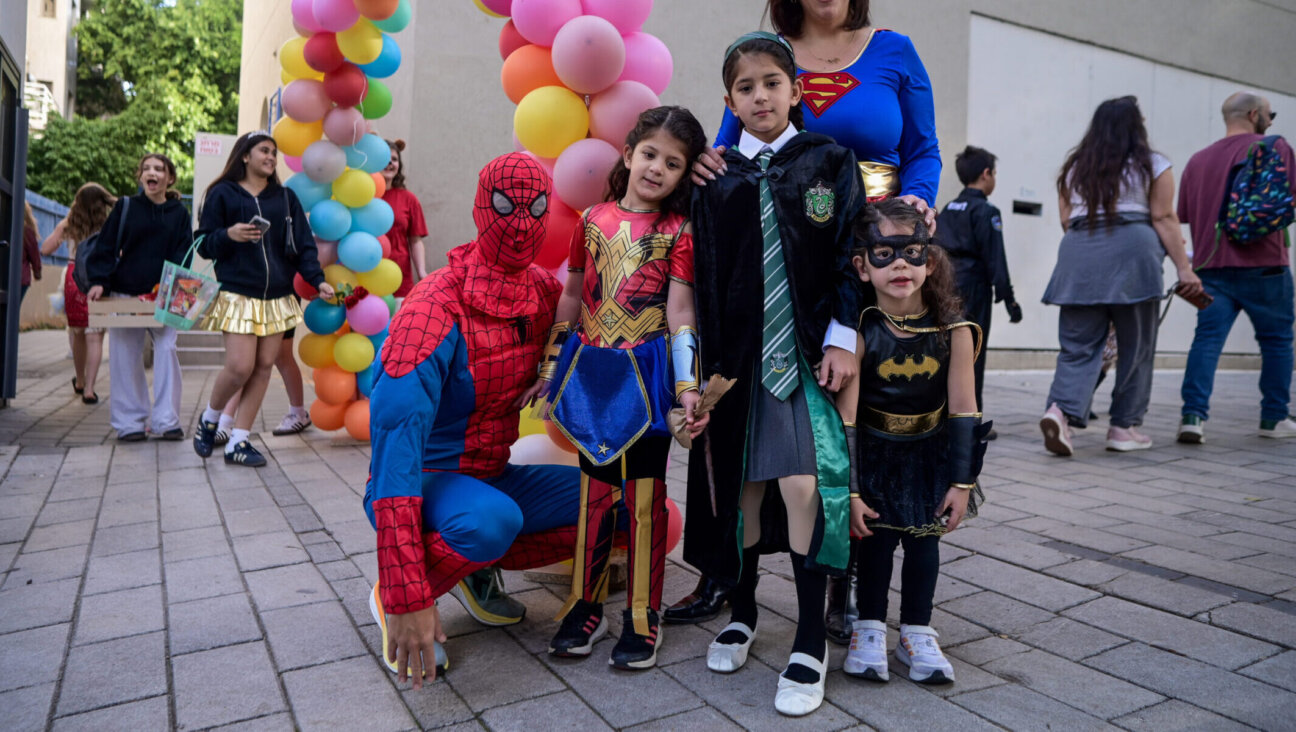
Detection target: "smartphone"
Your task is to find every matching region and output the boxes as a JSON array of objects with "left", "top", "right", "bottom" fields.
[
  {"left": 1175, "top": 284, "right": 1214, "bottom": 310},
  {"left": 249, "top": 215, "right": 271, "bottom": 235}
]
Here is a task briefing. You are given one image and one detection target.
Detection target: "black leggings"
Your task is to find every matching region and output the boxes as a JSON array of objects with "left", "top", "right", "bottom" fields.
[{"left": 855, "top": 528, "right": 941, "bottom": 626}]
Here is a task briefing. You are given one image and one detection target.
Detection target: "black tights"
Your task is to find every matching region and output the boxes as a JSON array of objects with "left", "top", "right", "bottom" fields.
[{"left": 855, "top": 528, "right": 941, "bottom": 626}]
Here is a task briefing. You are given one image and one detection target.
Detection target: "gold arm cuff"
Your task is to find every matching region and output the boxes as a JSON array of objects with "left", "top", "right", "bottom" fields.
[
  {"left": 849, "top": 493, "right": 862, "bottom": 499},
  {"left": 948, "top": 412, "right": 983, "bottom": 419},
  {"left": 537, "top": 363, "right": 558, "bottom": 380},
  {"left": 858, "top": 160, "right": 901, "bottom": 200},
  {"left": 842, "top": 421, "right": 856, "bottom": 428},
  {"left": 949, "top": 482, "right": 976, "bottom": 491},
  {"left": 566, "top": 266, "right": 585, "bottom": 273}
]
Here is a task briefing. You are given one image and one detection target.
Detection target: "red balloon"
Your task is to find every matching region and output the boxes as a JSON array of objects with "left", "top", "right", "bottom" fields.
[
  {"left": 499, "top": 19, "right": 527, "bottom": 61},
  {"left": 665, "top": 498, "right": 683, "bottom": 554},
  {"left": 323, "top": 64, "right": 368, "bottom": 107},
  {"left": 304, "top": 32, "right": 346, "bottom": 73},
  {"left": 544, "top": 419, "right": 578, "bottom": 453},
  {"left": 294, "top": 273, "right": 318, "bottom": 300},
  {"left": 536, "top": 198, "right": 579, "bottom": 270},
  {"left": 378, "top": 235, "right": 391, "bottom": 258}
]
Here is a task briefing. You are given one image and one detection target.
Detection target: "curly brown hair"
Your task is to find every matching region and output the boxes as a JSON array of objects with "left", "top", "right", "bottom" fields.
[
  {"left": 65, "top": 183, "right": 118, "bottom": 246},
  {"left": 851, "top": 198, "right": 965, "bottom": 344},
  {"left": 385, "top": 139, "right": 406, "bottom": 189}
]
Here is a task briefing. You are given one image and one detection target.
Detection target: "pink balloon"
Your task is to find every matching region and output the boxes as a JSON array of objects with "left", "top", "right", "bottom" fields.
[
  {"left": 521, "top": 151, "right": 556, "bottom": 179},
  {"left": 511, "top": 0, "right": 582, "bottom": 46},
  {"left": 282, "top": 79, "right": 333, "bottom": 123},
  {"left": 302, "top": 140, "right": 348, "bottom": 183},
  {"left": 284, "top": 155, "right": 304, "bottom": 173},
  {"left": 553, "top": 138, "right": 620, "bottom": 211},
  {"left": 551, "top": 258, "right": 570, "bottom": 287},
  {"left": 292, "top": 0, "right": 324, "bottom": 32},
  {"left": 312, "top": 0, "right": 360, "bottom": 33},
  {"left": 482, "top": 0, "right": 513, "bottom": 15},
  {"left": 581, "top": 0, "right": 652, "bottom": 34},
  {"left": 323, "top": 106, "right": 366, "bottom": 146},
  {"left": 618, "top": 33, "right": 673, "bottom": 95},
  {"left": 347, "top": 295, "right": 390, "bottom": 335},
  {"left": 378, "top": 235, "right": 391, "bottom": 258},
  {"left": 317, "top": 240, "right": 338, "bottom": 267},
  {"left": 551, "top": 16, "right": 625, "bottom": 95},
  {"left": 588, "top": 81, "right": 660, "bottom": 147}
]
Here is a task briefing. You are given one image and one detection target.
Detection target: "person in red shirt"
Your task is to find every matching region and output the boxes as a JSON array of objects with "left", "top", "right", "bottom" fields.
[
  {"left": 20, "top": 202, "right": 42, "bottom": 303},
  {"left": 1176, "top": 92, "right": 1296, "bottom": 442},
  {"left": 381, "top": 140, "right": 430, "bottom": 298}
]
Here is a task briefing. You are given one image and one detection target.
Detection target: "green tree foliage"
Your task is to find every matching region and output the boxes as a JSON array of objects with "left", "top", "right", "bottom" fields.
[{"left": 27, "top": 0, "right": 243, "bottom": 202}]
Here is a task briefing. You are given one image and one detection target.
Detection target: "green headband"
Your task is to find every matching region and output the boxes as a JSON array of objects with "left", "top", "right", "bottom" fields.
[{"left": 724, "top": 31, "right": 796, "bottom": 68}]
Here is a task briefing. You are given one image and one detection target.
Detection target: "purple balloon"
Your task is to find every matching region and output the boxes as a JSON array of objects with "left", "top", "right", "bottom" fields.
[
  {"left": 511, "top": 0, "right": 582, "bottom": 47},
  {"left": 346, "top": 294, "right": 391, "bottom": 336},
  {"left": 293, "top": 0, "right": 324, "bottom": 33},
  {"left": 313, "top": 0, "right": 360, "bottom": 33}
]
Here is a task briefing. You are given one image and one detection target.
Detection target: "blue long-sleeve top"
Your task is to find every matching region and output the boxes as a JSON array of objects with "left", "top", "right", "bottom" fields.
[{"left": 716, "top": 29, "right": 941, "bottom": 206}]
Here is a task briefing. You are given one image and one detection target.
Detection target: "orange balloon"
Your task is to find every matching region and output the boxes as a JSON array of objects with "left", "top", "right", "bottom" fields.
[
  {"left": 345, "top": 399, "right": 371, "bottom": 441},
  {"left": 314, "top": 365, "right": 357, "bottom": 405},
  {"left": 371, "top": 172, "right": 387, "bottom": 198},
  {"left": 310, "top": 398, "right": 348, "bottom": 431},
  {"left": 501, "top": 45, "right": 564, "bottom": 105},
  {"left": 544, "top": 419, "right": 579, "bottom": 454},
  {"left": 355, "top": 0, "right": 399, "bottom": 20}
]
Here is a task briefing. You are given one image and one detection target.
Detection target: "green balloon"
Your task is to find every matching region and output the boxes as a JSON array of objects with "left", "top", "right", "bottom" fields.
[
  {"left": 360, "top": 78, "right": 392, "bottom": 120},
  {"left": 372, "top": 0, "right": 412, "bottom": 33},
  {"left": 383, "top": 294, "right": 397, "bottom": 316}
]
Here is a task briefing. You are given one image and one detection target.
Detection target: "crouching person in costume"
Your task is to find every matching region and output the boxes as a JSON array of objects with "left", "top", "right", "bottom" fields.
[
  {"left": 530, "top": 106, "right": 709, "bottom": 670},
  {"left": 364, "top": 154, "right": 583, "bottom": 687}
]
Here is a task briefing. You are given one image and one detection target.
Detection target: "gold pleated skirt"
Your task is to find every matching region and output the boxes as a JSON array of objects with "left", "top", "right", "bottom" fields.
[{"left": 202, "top": 292, "right": 302, "bottom": 336}]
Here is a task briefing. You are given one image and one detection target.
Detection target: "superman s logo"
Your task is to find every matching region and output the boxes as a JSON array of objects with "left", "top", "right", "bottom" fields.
[{"left": 799, "top": 71, "right": 859, "bottom": 118}]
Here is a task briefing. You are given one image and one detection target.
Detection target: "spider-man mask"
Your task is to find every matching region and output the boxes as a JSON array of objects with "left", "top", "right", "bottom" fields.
[{"left": 472, "top": 153, "right": 550, "bottom": 273}]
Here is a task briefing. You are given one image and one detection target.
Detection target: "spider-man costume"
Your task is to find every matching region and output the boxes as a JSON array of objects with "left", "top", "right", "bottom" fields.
[{"left": 364, "top": 154, "right": 581, "bottom": 615}]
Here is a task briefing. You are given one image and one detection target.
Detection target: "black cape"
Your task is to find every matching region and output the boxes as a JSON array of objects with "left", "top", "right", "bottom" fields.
[{"left": 685, "top": 131, "right": 865, "bottom": 584}]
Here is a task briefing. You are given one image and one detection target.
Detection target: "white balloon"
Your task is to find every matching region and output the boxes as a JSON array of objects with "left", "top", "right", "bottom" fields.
[
  {"left": 302, "top": 140, "right": 348, "bottom": 184},
  {"left": 508, "top": 434, "right": 579, "bottom": 467}
]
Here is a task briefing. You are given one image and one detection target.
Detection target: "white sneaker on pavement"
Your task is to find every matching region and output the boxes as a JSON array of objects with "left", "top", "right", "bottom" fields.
[
  {"left": 844, "top": 619, "right": 889, "bottom": 681},
  {"left": 896, "top": 624, "right": 954, "bottom": 684},
  {"left": 1106, "top": 425, "right": 1153, "bottom": 452},
  {"left": 1259, "top": 416, "right": 1296, "bottom": 439}
]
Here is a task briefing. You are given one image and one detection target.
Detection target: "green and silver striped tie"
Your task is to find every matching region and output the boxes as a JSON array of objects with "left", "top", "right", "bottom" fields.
[{"left": 757, "top": 150, "right": 799, "bottom": 400}]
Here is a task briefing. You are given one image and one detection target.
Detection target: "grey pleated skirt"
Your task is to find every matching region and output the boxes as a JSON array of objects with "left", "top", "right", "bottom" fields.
[
  {"left": 1042, "top": 221, "right": 1166, "bottom": 306},
  {"left": 746, "top": 381, "right": 818, "bottom": 481}
]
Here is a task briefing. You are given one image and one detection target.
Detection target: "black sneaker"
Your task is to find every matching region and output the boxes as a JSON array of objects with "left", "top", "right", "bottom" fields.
[
  {"left": 609, "top": 607, "right": 661, "bottom": 670},
  {"left": 548, "top": 599, "right": 607, "bottom": 658},
  {"left": 224, "top": 440, "right": 267, "bottom": 467},
  {"left": 193, "top": 419, "right": 218, "bottom": 458}
]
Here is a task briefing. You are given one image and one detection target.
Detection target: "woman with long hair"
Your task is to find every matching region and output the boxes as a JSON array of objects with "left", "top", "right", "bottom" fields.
[
  {"left": 41, "top": 183, "right": 116, "bottom": 405},
  {"left": 381, "top": 139, "right": 429, "bottom": 298},
  {"left": 192, "top": 131, "right": 334, "bottom": 467},
  {"left": 85, "top": 153, "right": 193, "bottom": 441},
  {"left": 1039, "top": 96, "right": 1202, "bottom": 455}
]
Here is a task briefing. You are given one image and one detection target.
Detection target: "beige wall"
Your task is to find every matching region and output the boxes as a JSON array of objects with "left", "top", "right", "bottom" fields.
[
  {"left": 239, "top": 0, "right": 1296, "bottom": 261},
  {"left": 24, "top": 0, "right": 75, "bottom": 115}
]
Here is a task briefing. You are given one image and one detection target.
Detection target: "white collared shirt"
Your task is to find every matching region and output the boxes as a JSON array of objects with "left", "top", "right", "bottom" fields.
[{"left": 735, "top": 124, "right": 856, "bottom": 355}]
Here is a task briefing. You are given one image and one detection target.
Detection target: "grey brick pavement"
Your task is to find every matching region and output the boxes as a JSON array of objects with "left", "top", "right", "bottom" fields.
[{"left": 1, "top": 329, "right": 1294, "bottom": 730}]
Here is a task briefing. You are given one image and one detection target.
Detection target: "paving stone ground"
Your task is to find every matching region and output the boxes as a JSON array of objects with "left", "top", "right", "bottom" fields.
[{"left": 1, "top": 329, "right": 1293, "bottom": 731}]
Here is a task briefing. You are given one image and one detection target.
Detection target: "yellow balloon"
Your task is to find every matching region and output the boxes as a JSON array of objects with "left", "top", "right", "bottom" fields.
[
  {"left": 517, "top": 411, "right": 546, "bottom": 438},
  {"left": 272, "top": 116, "right": 323, "bottom": 158},
  {"left": 280, "top": 37, "right": 315, "bottom": 79},
  {"left": 515, "top": 86, "right": 590, "bottom": 159},
  {"left": 334, "top": 332, "right": 377, "bottom": 373},
  {"left": 299, "top": 333, "right": 339, "bottom": 369},
  {"left": 334, "top": 168, "right": 377, "bottom": 208},
  {"left": 324, "top": 264, "right": 360, "bottom": 301},
  {"left": 337, "top": 19, "right": 384, "bottom": 65},
  {"left": 356, "top": 258, "right": 402, "bottom": 297},
  {"left": 473, "top": 0, "right": 505, "bottom": 18}
]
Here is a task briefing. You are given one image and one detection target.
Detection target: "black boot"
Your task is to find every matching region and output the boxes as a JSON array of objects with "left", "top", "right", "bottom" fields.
[
  {"left": 824, "top": 541, "right": 860, "bottom": 645},
  {"left": 662, "top": 574, "right": 729, "bottom": 624}
]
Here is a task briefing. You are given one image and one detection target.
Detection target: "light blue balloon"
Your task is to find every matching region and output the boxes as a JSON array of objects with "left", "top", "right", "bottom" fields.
[
  {"left": 359, "top": 35, "right": 402, "bottom": 79},
  {"left": 345, "top": 134, "right": 391, "bottom": 175},
  {"left": 303, "top": 298, "right": 346, "bottom": 335},
  {"left": 286, "top": 173, "right": 332, "bottom": 210},
  {"left": 372, "top": 0, "right": 411, "bottom": 33},
  {"left": 309, "top": 200, "right": 352, "bottom": 242},
  {"left": 356, "top": 358, "right": 382, "bottom": 398},
  {"left": 350, "top": 198, "right": 395, "bottom": 236},
  {"left": 338, "top": 231, "right": 383, "bottom": 273},
  {"left": 367, "top": 325, "right": 389, "bottom": 353}
]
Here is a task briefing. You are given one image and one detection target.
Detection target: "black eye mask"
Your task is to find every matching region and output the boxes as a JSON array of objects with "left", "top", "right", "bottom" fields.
[{"left": 864, "top": 224, "right": 930, "bottom": 268}]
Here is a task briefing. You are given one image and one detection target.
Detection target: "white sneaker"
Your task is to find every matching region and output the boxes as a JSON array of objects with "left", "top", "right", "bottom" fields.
[
  {"left": 1177, "top": 415, "right": 1205, "bottom": 444},
  {"left": 1106, "top": 425, "right": 1153, "bottom": 452},
  {"left": 1039, "top": 403, "right": 1074, "bottom": 456},
  {"left": 272, "top": 412, "right": 312, "bottom": 436},
  {"left": 896, "top": 625, "right": 954, "bottom": 684},
  {"left": 1259, "top": 417, "right": 1296, "bottom": 439},
  {"left": 774, "top": 644, "right": 828, "bottom": 717},
  {"left": 844, "top": 619, "right": 889, "bottom": 681},
  {"left": 706, "top": 622, "right": 755, "bottom": 673}
]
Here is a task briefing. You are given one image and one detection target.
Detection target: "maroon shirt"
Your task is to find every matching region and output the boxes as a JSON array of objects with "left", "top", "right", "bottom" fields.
[
  {"left": 382, "top": 187, "right": 429, "bottom": 298},
  {"left": 1177, "top": 133, "right": 1296, "bottom": 269},
  {"left": 21, "top": 225, "right": 41, "bottom": 287}
]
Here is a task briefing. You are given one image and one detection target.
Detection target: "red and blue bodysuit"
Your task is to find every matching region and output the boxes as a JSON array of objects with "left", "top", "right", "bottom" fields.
[{"left": 364, "top": 154, "right": 581, "bottom": 616}]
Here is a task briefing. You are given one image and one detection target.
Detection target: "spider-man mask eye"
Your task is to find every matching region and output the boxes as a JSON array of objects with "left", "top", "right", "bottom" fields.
[{"left": 473, "top": 153, "right": 552, "bottom": 273}]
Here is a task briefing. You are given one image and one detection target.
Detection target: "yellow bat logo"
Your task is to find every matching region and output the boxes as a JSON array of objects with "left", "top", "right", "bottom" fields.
[{"left": 877, "top": 354, "right": 940, "bottom": 381}]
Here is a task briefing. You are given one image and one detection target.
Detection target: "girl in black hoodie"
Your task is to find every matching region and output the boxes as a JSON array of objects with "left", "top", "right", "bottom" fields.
[
  {"left": 86, "top": 154, "right": 193, "bottom": 441},
  {"left": 192, "top": 131, "right": 334, "bottom": 467}
]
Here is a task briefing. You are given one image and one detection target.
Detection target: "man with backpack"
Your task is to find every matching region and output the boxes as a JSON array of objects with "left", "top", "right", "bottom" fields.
[{"left": 1176, "top": 92, "right": 1296, "bottom": 442}]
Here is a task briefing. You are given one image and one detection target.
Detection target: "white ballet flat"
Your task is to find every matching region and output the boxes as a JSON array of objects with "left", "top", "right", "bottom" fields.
[
  {"left": 774, "top": 645, "right": 828, "bottom": 717},
  {"left": 706, "top": 622, "right": 755, "bottom": 673}
]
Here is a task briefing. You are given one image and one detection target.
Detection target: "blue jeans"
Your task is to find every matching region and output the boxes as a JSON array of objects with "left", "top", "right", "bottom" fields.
[{"left": 1181, "top": 267, "right": 1295, "bottom": 422}]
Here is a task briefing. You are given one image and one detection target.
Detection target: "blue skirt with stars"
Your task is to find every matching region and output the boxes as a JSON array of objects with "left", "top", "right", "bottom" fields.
[{"left": 549, "top": 334, "right": 673, "bottom": 467}]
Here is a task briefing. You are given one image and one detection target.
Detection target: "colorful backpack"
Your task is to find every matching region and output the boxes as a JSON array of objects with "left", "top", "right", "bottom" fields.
[{"left": 1217, "top": 135, "right": 1294, "bottom": 246}]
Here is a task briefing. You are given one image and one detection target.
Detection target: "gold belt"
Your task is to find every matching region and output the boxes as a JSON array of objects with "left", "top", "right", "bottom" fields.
[
  {"left": 860, "top": 403, "right": 943, "bottom": 436},
  {"left": 858, "top": 161, "right": 901, "bottom": 200}
]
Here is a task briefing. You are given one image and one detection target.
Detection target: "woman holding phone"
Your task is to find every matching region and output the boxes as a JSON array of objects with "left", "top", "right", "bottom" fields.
[{"left": 193, "top": 131, "right": 334, "bottom": 467}]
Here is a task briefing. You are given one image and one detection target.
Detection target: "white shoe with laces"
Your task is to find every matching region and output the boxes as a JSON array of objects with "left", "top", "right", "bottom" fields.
[
  {"left": 896, "top": 624, "right": 954, "bottom": 684},
  {"left": 272, "top": 412, "right": 312, "bottom": 436},
  {"left": 1259, "top": 416, "right": 1296, "bottom": 439},
  {"left": 844, "top": 619, "right": 889, "bottom": 681}
]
